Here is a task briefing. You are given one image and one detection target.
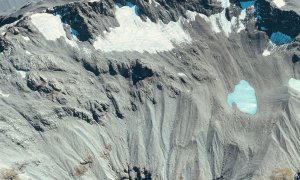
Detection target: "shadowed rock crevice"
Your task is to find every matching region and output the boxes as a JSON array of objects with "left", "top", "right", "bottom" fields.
[
  {"left": 131, "top": 60, "right": 154, "bottom": 86},
  {"left": 255, "top": 0, "right": 300, "bottom": 39},
  {"left": 107, "top": 61, "right": 131, "bottom": 78},
  {"left": 241, "top": 0, "right": 300, "bottom": 43},
  {"left": 82, "top": 60, "right": 101, "bottom": 76},
  {"left": 51, "top": 0, "right": 115, "bottom": 41},
  {"left": 55, "top": 107, "right": 95, "bottom": 124},
  {"left": 54, "top": 100, "right": 109, "bottom": 124},
  {"left": 27, "top": 75, "right": 53, "bottom": 93},
  {"left": 0, "top": 38, "right": 9, "bottom": 53},
  {"left": 108, "top": 61, "right": 118, "bottom": 76},
  {"left": 19, "top": 112, "right": 57, "bottom": 132},
  {"left": 106, "top": 92, "right": 124, "bottom": 119},
  {"left": 0, "top": 15, "right": 22, "bottom": 27},
  {"left": 118, "top": 63, "right": 130, "bottom": 78},
  {"left": 106, "top": 60, "right": 154, "bottom": 86},
  {"left": 292, "top": 54, "right": 300, "bottom": 63},
  {"left": 118, "top": 0, "right": 224, "bottom": 24},
  {"left": 26, "top": 74, "right": 64, "bottom": 94},
  {"left": 121, "top": 166, "right": 152, "bottom": 180},
  {"left": 229, "top": 0, "right": 300, "bottom": 44},
  {"left": 88, "top": 101, "right": 109, "bottom": 124}
]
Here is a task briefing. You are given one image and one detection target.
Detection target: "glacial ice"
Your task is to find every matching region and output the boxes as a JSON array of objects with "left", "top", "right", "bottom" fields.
[
  {"left": 240, "top": 1, "right": 255, "bottom": 9},
  {"left": 30, "top": 13, "right": 77, "bottom": 47},
  {"left": 186, "top": 10, "right": 246, "bottom": 37},
  {"left": 270, "top": 32, "right": 292, "bottom": 45},
  {"left": 289, "top": 78, "right": 300, "bottom": 92},
  {"left": 227, "top": 80, "right": 257, "bottom": 115},
  {"left": 93, "top": 3, "right": 192, "bottom": 53}
]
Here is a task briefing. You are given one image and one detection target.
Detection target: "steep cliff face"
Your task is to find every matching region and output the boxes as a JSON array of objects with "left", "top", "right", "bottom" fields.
[{"left": 1, "top": 0, "right": 300, "bottom": 179}]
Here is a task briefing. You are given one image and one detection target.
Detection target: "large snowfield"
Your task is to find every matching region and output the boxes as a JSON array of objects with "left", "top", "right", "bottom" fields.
[{"left": 93, "top": 3, "right": 192, "bottom": 53}]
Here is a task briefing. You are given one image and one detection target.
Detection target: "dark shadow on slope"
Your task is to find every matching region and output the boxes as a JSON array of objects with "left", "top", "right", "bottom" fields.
[
  {"left": 0, "top": 15, "right": 22, "bottom": 27},
  {"left": 255, "top": 0, "right": 300, "bottom": 40},
  {"left": 292, "top": 54, "right": 300, "bottom": 64},
  {"left": 52, "top": 6, "right": 90, "bottom": 41},
  {"left": 82, "top": 60, "right": 100, "bottom": 76},
  {"left": 0, "top": 38, "right": 9, "bottom": 53},
  {"left": 230, "top": 0, "right": 300, "bottom": 45},
  {"left": 121, "top": 166, "right": 152, "bottom": 180},
  {"left": 131, "top": 60, "right": 154, "bottom": 86}
]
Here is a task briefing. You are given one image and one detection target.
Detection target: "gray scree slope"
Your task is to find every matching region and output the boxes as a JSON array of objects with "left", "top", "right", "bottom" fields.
[
  {"left": 0, "top": 0, "right": 40, "bottom": 15},
  {"left": 0, "top": 0, "right": 300, "bottom": 179}
]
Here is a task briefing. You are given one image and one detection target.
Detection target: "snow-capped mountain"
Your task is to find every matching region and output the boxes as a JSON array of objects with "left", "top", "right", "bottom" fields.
[{"left": 1, "top": 0, "right": 300, "bottom": 179}]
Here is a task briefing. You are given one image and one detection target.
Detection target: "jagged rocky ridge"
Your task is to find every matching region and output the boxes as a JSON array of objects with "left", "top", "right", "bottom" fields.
[
  {"left": 1, "top": 0, "right": 300, "bottom": 179},
  {"left": 231, "top": 0, "right": 300, "bottom": 45},
  {"left": 47, "top": 0, "right": 225, "bottom": 42}
]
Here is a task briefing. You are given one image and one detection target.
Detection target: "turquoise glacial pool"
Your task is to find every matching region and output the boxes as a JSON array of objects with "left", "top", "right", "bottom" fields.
[{"left": 227, "top": 80, "right": 257, "bottom": 115}]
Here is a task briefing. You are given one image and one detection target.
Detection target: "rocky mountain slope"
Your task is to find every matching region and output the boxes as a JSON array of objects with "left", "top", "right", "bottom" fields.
[
  {"left": 0, "top": 0, "right": 39, "bottom": 15},
  {"left": 1, "top": 0, "right": 300, "bottom": 179}
]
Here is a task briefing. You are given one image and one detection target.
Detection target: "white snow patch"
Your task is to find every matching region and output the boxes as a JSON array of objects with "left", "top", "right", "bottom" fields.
[
  {"left": 83, "top": 47, "right": 92, "bottom": 55},
  {"left": 262, "top": 41, "right": 288, "bottom": 56},
  {"left": 25, "top": 50, "right": 32, "bottom": 55},
  {"left": 262, "top": 49, "right": 271, "bottom": 56},
  {"left": 199, "top": 12, "right": 235, "bottom": 36},
  {"left": 93, "top": 5, "right": 192, "bottom": 53},
  {"left": 17, "top": 70, "right": 27, "bottom": 79},
  {"left": 186, "top": 11, "right": 197, "bottom": 22},
  {"left": 0, "top": 161, "right": 9, "bottom": 169},
  {"left": 186, "top": 7, "right": 246, "bottom": 37},
  {"left": 272, "top": 0, "right": 285, "bottom": 8},
  {"left": 154, "top": 1, "right": 160, "bottom": 7},
  {"left": 22, "top": 36, "right": 30, "bottom": 41},
  {"left": 30, "top": 13, "right": 77, "bottom": 47},
  {"left": 218, "top": 0, "right": 230, "bottom": 8},
  {"left": 237, "top": 10, "right": 246, "bottom": 33},
  {"left": 289, "top": 78, "right": 300, "bottom": 92},
  {"left": 178, "top": 72, "right": 187, "bottom": 77},
  {"left": 0, "top": 90, "right": 9, "bottom": 97},
  {"left": 18, "top": 173, "right": 32, "bottom": 180}
]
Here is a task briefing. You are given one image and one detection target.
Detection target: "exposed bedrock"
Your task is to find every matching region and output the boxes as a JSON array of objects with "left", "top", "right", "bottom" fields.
[
  {"left": 0, "top": 0, "right": 300, "bottom": 180},
  {"left": 231, "top": 0, "right": 300, "bottom": 45}
]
